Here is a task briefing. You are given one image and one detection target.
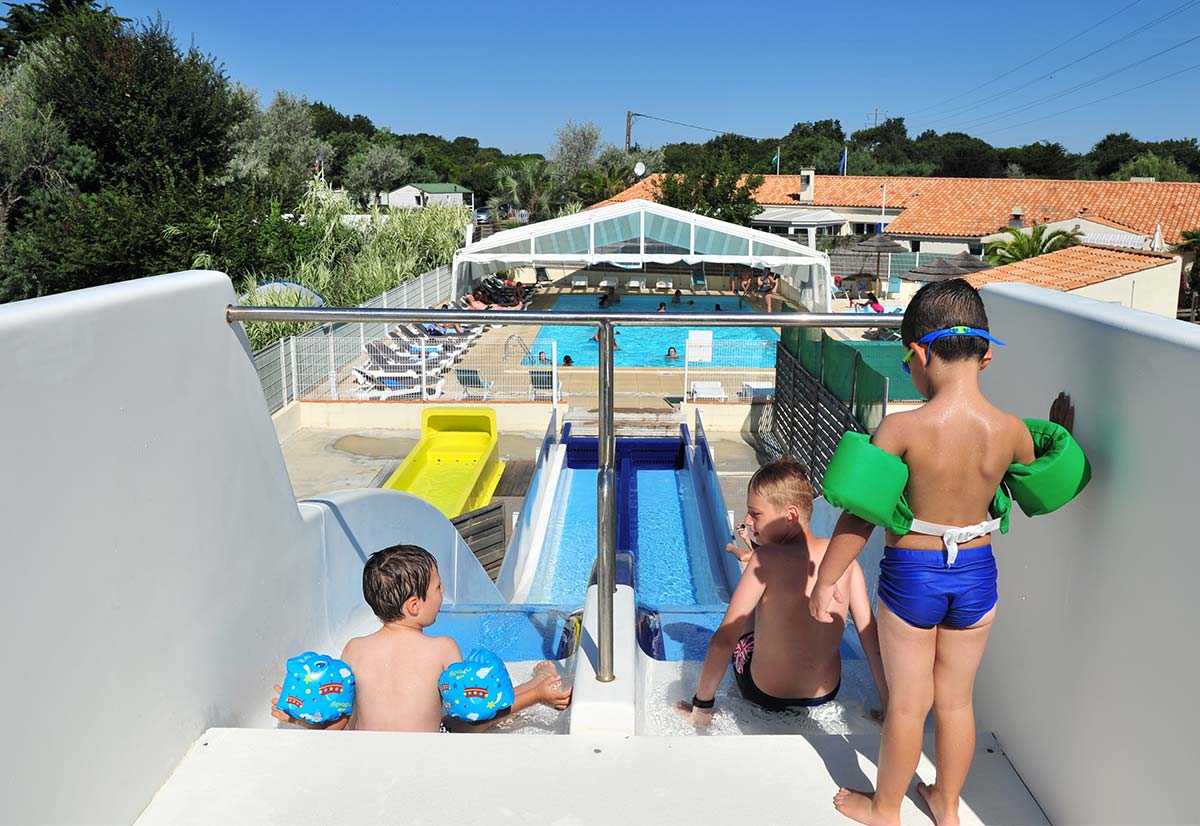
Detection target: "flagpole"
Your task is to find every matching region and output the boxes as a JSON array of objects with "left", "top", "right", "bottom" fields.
[{"left": 776, "top": 145, "right": 780, "bottom": 175}]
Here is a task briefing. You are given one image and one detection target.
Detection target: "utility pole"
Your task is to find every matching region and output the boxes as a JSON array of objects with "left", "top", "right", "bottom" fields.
[{"left": 625, "top": 111, "right": 633, "bottom": 153}]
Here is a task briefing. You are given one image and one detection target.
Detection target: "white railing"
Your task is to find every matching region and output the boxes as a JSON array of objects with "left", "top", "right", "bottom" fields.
[
  {"left": 683, "top": 339, "right": 776, "bottom": 403},
  {"left": 253, "top": 264, "right": 454, "bottom": 412}
]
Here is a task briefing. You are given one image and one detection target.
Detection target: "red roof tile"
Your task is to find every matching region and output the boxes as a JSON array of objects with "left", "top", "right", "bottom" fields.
[
  {"left": 963, "top": 244, "right": 1177, "bottom": 291},
  {"left": 603, "top": 175, "right": 1200, "bottom": 245}
]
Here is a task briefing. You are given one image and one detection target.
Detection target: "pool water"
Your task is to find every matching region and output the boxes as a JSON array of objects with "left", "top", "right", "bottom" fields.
[
  {"left": 524, "top": 294, "right": 778, "bottom": 368},
  {"left": 524, "top": 466, "right": 726, "bottom": 607}
]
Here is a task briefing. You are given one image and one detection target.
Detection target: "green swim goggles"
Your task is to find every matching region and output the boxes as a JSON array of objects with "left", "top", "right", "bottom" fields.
[{"left": 902, "top": 326, "right": 1006, "bottom": 374}]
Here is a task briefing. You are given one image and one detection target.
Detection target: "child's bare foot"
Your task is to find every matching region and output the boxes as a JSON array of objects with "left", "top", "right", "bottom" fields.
[
  {"left": 532, "top": 660, "right": 558, "bottom": 680},
  {"left": 832, "top": 788, "right": 899, "bottom": 826},
  {"left": 534, "top": 674, "right": 572, "bottom": 710},
  {"left": 917, "top": 782, "right": 960, "bottom": 826}
]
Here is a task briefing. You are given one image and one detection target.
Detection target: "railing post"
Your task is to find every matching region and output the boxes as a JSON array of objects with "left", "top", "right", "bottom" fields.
[
  {"left": 421, "top": 335, "right": 429, "bottom": 397},
  {"left": 596, "top": 319, "right": 616, "bottom": 683},
  {"left": 327, "top": 328, "right": 339, "bottom": 401},
  {"left": 278, "top": 338, "right": 288, "bottom": 407},
  {"left": 290, "top": 336, "right": 299, "bottom": 402},
  {"left": 551, "top": 340, "right": 559, "bottom": 404}
]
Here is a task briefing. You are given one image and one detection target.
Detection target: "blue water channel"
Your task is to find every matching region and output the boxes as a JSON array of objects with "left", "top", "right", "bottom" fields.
[{"left": 524, "top": 459, "right": 727, "bottom": 609}]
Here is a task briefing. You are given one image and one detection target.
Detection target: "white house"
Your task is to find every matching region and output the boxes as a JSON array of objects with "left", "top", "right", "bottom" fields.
[{"left": 384, "top": 183, "right": 473, "bottom": 210}]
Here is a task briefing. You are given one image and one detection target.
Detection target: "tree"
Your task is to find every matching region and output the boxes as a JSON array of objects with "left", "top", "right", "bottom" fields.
[
  {"left": 345, "top": 144, "right": 411, "bottom": 206},
  {"left": 549, "top": 120, "right": 600, "bottom": 184},
  {"left": 1172, "top": 228, "right": 1200, "bottom": 293},
  {"left": 0, "top": 64, "right": 80, "bottom": 246},
  {"left": 490, "top": 158, "right": 560, "bottom": 223},
  {"left": 655, "top": 152, "right": 763, "bottom": 226},
  {"left": 985, "top": 224, "right": 1082, "bottom": 266},
  {"left": 0, "top": 0, "right": 118, "bottom": 66},
  {"left": 933, "top": 133, "right": 1003, "bottom": 177},
  {"left": 1111, "top": 151, "right": 1197, "bottom": 183},
  {"left": 226, "top": 91, "right": 332, "bottom": 201},
  {"left": 1087, "top": 132, "right": 1145, "bottom": 178}
]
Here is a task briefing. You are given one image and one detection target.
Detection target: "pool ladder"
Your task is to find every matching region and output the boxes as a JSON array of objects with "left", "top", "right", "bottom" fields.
[{"left": 504, "top": 334, "right": 531, "bottom": 362}]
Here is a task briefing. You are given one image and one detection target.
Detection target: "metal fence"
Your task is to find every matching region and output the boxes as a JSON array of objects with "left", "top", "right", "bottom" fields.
[
  {"left": 682, "top": 340, "right": 776, "bottom": 403},
  {"left": 828, "top": 250, "right": 967, "bottom": 281},
  {"left": 252, "top": 264, "right": 454, "bottom": 413}
]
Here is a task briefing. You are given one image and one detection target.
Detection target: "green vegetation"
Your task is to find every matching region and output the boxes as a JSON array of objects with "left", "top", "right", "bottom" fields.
[
  {"left": 655, "top": 151, "right": 764, "bottom": 226},
  {"left": 984, "top": 224, "right": 1083, "bottom": 266}
]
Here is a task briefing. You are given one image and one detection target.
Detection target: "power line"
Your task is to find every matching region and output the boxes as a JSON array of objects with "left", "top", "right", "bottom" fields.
[
  {"left": 924, "top": 0, "right": 1200, "bottom": 125},
  {"left": 630, "top": 112, "right": 759, "bottom": 140},
  {"left": 977, "top": 58, "right": 1200, "bottom": 136},
  {"left": 953, "top": 31, "right": 1200, "bottom": 132},
  {"left": 906, "top": 0, "right": 1145, "bottom": 117}
]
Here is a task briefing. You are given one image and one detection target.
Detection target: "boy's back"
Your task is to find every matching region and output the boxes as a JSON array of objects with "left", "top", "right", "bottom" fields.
[
  {"left": 750, "top": 536, "right": 865, "bottom": 700},
  {"left": 877, "top": 395, "right": 1035, "bottom": 549},
  {"left": 342, "top": 628, "right": 459, "bottom": 732}
]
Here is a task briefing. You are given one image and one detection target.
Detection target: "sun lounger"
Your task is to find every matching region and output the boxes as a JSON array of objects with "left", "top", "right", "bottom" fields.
[
  {"left": 691, "top": 270, "right": 707, "bottom": 289},
  {"left": 528, "top": 369, "right": 560, "bottom": 401},
  {"left": 598, "top": 276, "right": 616, "bottom": 290},
  {"left": 737, "top": 381, "right": 775, "bottom": 401},
  {"left": 571, "top": 274, "right": 588, "bottom": 291},
  {"left": 627, "top": 278, "right": 644, "bottom": 292},
  {"left": 656, "top": 279, "right": 673, "bottom": 292},
  {"left": 351, "top": 368, "right": 445, "bottom": 401},
  {"left": 689, "top": 381, "right": 728, "bottom": 402},
  {"left": 454, "top": 367, "right": 494, "bottom": 400}
]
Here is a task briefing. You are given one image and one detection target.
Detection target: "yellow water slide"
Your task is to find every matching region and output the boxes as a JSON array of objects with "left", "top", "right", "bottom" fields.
[{"left": 381, "top": 407, "right": 505, "bottom": 518}]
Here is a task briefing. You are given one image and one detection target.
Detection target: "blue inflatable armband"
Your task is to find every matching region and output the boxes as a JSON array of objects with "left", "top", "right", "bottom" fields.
[
  {"left": 439, "top": 648, "right": 514, "bottom": 723},
  {"left": 275, "top": 651, "right": 356, "bottom": 724}
]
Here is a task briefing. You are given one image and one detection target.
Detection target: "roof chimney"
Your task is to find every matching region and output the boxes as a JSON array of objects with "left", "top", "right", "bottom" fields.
[
  {"left": 1009, "top": 204, "right": 1023, "bottom": 229},
  {"left": 798, "top": 168, "right": 815, "bottom": 203}
]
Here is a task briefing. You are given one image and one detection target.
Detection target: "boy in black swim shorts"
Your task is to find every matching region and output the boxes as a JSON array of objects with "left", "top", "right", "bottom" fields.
[{"left": 677, "top": 460, "right": 887, "bottom": 724}]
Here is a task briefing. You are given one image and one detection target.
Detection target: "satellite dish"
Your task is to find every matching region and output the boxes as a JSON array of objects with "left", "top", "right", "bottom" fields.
[{"left": 634, "top": 162, "right": 646, "bottom": 177}]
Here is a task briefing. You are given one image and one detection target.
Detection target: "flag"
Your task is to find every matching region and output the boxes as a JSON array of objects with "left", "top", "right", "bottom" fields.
[
  {"left": 838, "top": 146, "right": 847, "bottom": 175},
  {"left": 771, "top": 147, "right": 780, "bottom": 171}
]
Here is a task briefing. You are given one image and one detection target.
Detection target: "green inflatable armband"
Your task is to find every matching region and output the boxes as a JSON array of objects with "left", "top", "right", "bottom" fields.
[
  {"left": 1003, "top": 419, "right": 1091, "bottom": 517},
  {"left": 821, "top": 432, "right": 914, "bottom": 534}
]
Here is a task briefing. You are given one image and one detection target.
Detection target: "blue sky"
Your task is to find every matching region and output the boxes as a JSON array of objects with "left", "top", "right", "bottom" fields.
[{"left": 115, "top": 0, "right": 1199, "bottom": 155}]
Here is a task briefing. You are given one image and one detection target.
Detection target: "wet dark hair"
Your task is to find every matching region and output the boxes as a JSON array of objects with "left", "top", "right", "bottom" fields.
[
  {"left": 362, "top": 544, "right": 437, "bottom": 622},
  {"left": 900, "top": 278, "right": 990, "bottom": 363}
]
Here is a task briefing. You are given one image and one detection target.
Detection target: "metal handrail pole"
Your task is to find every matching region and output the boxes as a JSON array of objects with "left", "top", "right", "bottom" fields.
[
  {"left": 597, "top": 319, "right": 617, "bottom": 682},
  {"left": 226, "top": 307, "right": 901, "bottom": 329}
]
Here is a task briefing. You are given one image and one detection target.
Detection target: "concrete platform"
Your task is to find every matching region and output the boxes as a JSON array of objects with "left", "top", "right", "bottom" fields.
[{"left": 136, "top": 728, "right": 1046, "bottom": 826}]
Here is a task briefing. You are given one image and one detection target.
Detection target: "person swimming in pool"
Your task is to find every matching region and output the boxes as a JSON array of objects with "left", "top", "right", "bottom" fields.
[
  {"left": 657, "top": 302, "right": 667, "bottom": 312},
  {"left": 665, "top": 346, "right": 679, "bottom": 359},
  {"left": 562, "top": 355, "right": 574, "bottom": 367}
]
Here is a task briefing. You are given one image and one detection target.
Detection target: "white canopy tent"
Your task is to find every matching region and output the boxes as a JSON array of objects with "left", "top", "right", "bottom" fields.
[{"left": 452, "top": 198, "right": 834, "bottom": 312}]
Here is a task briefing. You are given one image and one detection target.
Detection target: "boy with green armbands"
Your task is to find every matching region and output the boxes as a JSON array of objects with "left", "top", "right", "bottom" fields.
[{"left": 809, "top": 279, "right": 1088, "bottom": 826}]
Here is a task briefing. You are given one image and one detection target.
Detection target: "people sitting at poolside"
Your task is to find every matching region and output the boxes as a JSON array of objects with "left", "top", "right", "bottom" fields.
[
  {"left": 562, "top": 355, "right": 574, "bottom": 367},
  {"left": 271, "top": 544, "right": 571, "bottom": 732},
  {"left": 665, "top": 346, "right": 679, "bottom": 360},
  {"left": 537, "top": 351, "right": 551, "bottom": 364},
  {"left": 672, "top": 289, "right": 683, "bottom": 305},
  {"left": 657, "top": 302, "right": 667, "bottom": 313},
  {"left": 467, "top": 290, "right": 523, "bottom": 311},
  {"left": 677, "top": 461, "right": 887, "bottom": 724},
  {"left": 436, "top": 304, "right": 463, "bottom": 334}
]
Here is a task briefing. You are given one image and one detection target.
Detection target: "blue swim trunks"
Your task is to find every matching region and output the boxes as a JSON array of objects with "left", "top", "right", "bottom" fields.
[{"left": 878, "top": 545, "right": 997, "bottom": 629}]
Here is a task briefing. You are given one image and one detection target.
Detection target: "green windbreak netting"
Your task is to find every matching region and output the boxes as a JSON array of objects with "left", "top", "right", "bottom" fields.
[
  {"left": 780, "top": 304, "right": 800, "bottom": 358},
  {"left": 853, "top": 360, "right": 889, "bottom": 434},
  {"left": 821, "top": 336, "right": 860, "bottom": 402},
  {"left": 845, "top": 340, "right": 922, "bottom": 401},
  {"left": 798, "top": 327, "right": 823, "bottom": 376}
]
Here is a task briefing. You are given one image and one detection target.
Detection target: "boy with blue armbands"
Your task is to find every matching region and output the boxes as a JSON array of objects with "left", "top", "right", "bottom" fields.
[
  {"left": 810, "top": 279, "right": 1088, "bottom": 826},
  {"left": 272, "top": 544, "right": 570, "bottom": 732}
]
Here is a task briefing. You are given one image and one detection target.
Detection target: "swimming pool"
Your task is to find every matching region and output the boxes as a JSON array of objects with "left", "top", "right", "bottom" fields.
[{"left": 524, "top": 294, "right": 779, "bottom": 368}]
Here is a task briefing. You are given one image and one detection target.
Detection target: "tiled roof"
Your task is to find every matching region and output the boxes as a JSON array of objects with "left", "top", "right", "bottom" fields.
[
  {"left": 602, "top": 174, "right": 1200, "bottom": 245},
  {"left": 962, "top": 244, "right": 1177, "bottom": 292}
]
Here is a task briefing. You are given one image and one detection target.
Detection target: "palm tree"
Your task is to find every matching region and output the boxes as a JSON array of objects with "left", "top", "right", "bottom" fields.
[
  {"left": 1172, "top": 228, "right": 1200, "bottom": 293},
  {"left": 491, "top": 158, "right": 561, "bottom": 223},
  {"left": 985, "top": 224, "right": 1083, "bottom": 266}
]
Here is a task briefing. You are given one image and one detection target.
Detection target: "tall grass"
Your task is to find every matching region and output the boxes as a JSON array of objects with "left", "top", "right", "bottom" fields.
[{"left": 241, "top": 175, "right": 470, "bottom": 350}]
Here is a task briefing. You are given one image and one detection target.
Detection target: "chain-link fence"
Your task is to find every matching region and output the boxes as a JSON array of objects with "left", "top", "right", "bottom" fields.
[{"left": 683, "top": 340, "right": 776, "bottom": 403}]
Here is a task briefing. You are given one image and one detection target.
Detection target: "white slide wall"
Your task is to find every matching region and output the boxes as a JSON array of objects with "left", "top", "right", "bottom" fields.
[
  {"left": 0, "top": 272, "right": 500, "bottom": 824},
  {"left": 976, "top": 284, "right": 1200, "bottom": 825}
]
